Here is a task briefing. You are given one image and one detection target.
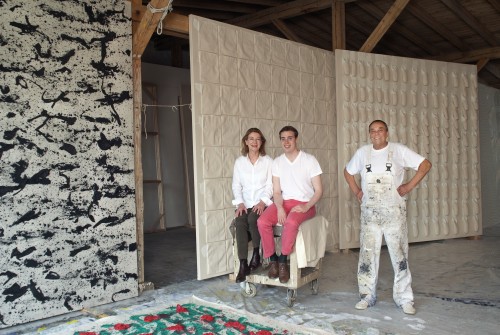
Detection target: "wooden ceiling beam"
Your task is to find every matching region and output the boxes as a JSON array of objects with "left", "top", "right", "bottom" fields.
[
  {"left": 272, "top": 19, "right": 306, "bottom": 44},
  {"left": 476, "top": 58, "right": 490, "bottom": 72},
  {"left": 485, "top": 0, "right": 500, "bottom": 13},
  {"left": 133, "top": 0, "right": 172, "bottom": 57},
  {"left": 440, "top": 0, "right": 500, "bottom": 46},
  {"left": 226, "top": 0, "right": 332, "bottom": 28},
  {"left": 333, "top": 0, "right": 346, "bottom": 50},
  {"left": 224, "top": 0, "right": 287, "bottom": 5},
  {"left": 132, "top": 5, "right": 189, "bottom": 42},
  {"left": 172, "top": 0, "right": 259, "bottom": 14},
  {"left": 357, "top": 1, "right": 435, "bottom": 55},
  {"left": 428, "top": 46, "right": 500, "bottom": 63},
  {"left": 359, "top": 0, "right": 410, "bottom": 53},
  {"left": 406, "top": 2, "right": 466, "bottom": 50}
]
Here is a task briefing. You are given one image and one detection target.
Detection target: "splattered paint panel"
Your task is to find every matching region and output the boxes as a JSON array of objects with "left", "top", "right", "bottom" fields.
[{"left": 0, "top": 0, "right": 137, "bottom": 328}]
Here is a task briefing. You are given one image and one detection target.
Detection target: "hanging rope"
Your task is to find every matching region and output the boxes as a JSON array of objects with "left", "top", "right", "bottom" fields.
[
  {"left": 147, "top": 0, "right": 174, "bottom": 35},
  {"left": 141, "top": 103, "right": 192, "bottom": 139}
]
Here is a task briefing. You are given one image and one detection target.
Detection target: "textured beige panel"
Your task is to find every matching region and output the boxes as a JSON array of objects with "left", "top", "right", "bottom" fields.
[
  {"left": 313, "top": 49, "right": 326, "bottom": 75},
  {"left": 287, "top": 95, "right": 301, "bottom": 122},
  {"left": 301, "top": 72, "right": 314, "bottom": 98},
  {"left": 239, "top": 88, "right": 256, "bottom": 118},
  {"left": 238, "top": 59, "right": 255, "bottom": 89},
  {"left": 271, "top": 66, "right": 286, "bottom": 93},
  {"left": 198, "top": 19, "right": 219, "bottom": 53},
  {"left": 301, "top": 97, "right": 314, "bottom": 123},
  {"left": 219, "top": 26, "right": 238, "bottom": 57},
  {"left": 314, "top": 75, "right": 327, "bottom": 101},
  {"left": 286, "top": 43, "right": 300, "bottom": 70},
  {"left": 199, "top": 51, "right": 219, "bottom": 83},
  {"left": 255, "top": 62, "right": 272, "bottom": 91},
  {"left": 336, "top": 50, "right": 481, "bottom": 250},
  {"left": 286, "top": 69, "right": 301, "bottom": 96},
  {"left": 300, "top": 46, "right": 314, "bottom": 74},
  {"left": 271, "top": 39, "right": 286, "bottom": 67},
  {"left": 203, "top": 146, "right": 223, "bottom": 178},
  {"left": 191, "top": 16, "right": 338, "bottom": 279},
  {"left": 301, "top": 123, "right": 317, "bottom": 148},
  {"left": 272, "top": 93, "right": 287, "bottom": 120},
  {"left": 221, "top": 115, "right": 241, "bottom": 147},
  {"left": 255, "top": 90, "right": 272, "bottom": 120},
  {"left": 200, "top": 83, "right": 221, "bottom": 115},
  {"left": 255, "top": 33, "right": 271, "bottom": 64},
  {"left": 222, "top": 147, "right": 240, "bottom": 178},
  {"left": 220, "top": 55, "right": 238, "bottom": 86},
  {"left": 221, "top": 85, "right": 239, "bottom": 116},
  {"left": 202, "top": 115, "right": 222, "bottom": 146},
  {"left": 238, "top": 29, "right": 255, "bottom": 60},
  {"left": 204, "top": 178, "right": 226, "bottom": 210},
  {"left": 205, "top": 210, "right": 226, "bottom": 242}
]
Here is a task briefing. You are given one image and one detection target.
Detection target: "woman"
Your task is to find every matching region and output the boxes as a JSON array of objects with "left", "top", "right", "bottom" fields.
[{"left": 232, "top": 128, "right": 273, "bottom": 283}]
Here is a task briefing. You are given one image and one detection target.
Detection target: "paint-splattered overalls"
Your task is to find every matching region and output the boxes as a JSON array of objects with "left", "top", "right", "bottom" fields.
[{"left": 358, "top": 144, "right": 414, "bottom": 307}]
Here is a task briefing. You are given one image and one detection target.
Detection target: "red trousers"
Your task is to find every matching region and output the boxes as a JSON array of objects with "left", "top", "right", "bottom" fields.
[{"left": 257, "top": 199, "right": 316, "bottom": 258}]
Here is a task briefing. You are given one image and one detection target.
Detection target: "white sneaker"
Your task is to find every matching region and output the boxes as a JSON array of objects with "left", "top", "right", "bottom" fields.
[
  {"left": 402, "top": 303, "right": 416, "bottom": 315},
  {"left": 355, "top": 300, "right": 369, "bottom": 310}
]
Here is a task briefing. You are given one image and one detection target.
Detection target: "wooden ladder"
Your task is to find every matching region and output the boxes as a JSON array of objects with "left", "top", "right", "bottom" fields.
[{"left": 142, "top": 83, "right": 165, "bottom": 231}]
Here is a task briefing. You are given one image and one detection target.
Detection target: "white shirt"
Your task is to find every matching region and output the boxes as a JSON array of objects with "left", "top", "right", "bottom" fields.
[
  {"left": 272, "top": 151, "right": 322, "bottom": 202},
  {"left": 232, "top": 154, "right": 273, "bottom": 208},
  {"left": 345, "top": 142, "right": 425, "bottom": 192}
]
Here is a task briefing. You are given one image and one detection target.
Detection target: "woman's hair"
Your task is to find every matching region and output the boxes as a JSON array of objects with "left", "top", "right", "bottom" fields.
[{"left": 241, "top": 128, "right": 267, "bottom": 156}]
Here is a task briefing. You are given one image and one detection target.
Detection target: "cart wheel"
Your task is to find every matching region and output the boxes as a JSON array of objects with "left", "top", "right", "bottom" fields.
[
  {"left": 311, "top": 279, "right": 319, "bottom": 295},
  {"left": 286, "top": 289, "right": 297, "bottom": 307},
  {"left": 242, "top": 282, "right": 257, "bottom": 297}
]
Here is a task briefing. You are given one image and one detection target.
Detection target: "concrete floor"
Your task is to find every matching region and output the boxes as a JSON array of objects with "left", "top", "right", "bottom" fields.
[{"left": 7, "top": 226, "right": 500, "bottom": 335}]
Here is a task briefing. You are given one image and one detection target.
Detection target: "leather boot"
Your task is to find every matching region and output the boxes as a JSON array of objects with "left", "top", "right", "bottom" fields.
[
  {"left": 235, "top": 259, "right": 250, "bottom": 283},
  {"left": 268, "top": 261, "right": 279, "bottom": 279},
  {"left": 249, "top": 249, "right": 261, "bottom": 272},
  {"left": 278, "top": 262, "right": 290, "bottom": 283}
]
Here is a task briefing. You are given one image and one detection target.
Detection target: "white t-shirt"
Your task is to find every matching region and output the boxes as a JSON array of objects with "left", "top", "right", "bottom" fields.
[
  {"left": 272, "top": 151, "right": 322, "bottom": 202},
  {"left": 345, "top": 142, "right": 425, "bottom": 192},
  {"left": 232, "top": 154, "right": 273, "bottom": 208}
]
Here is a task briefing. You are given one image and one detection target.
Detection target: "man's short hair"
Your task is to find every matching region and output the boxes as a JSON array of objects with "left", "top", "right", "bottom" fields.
[{"left": 279, "top": 125, "right": 298, "bottom": 138}]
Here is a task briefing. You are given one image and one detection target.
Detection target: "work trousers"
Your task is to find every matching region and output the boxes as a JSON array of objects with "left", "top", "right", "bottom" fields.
[
  {"left": 234, "top": 208, "right": 261, "bottom": 260},
  {"left": 358, "top": 205, "right": 414, "bottom": 307},
  {"left": 257, "top": 199, "right": 316, "bottom": 259}
]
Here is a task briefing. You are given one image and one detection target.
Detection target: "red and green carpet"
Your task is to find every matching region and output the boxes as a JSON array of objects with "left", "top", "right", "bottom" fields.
[{"left": 71, "top": 297, "right": 323, "bottom": 335}]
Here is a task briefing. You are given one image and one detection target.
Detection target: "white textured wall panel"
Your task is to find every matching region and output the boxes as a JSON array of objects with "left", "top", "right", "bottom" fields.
[
  {"left": 336, "top": 50, "right": 482, "bottom": 249},
  {"left": 190, "top": 16, "right": 338, "bottom": 280}
]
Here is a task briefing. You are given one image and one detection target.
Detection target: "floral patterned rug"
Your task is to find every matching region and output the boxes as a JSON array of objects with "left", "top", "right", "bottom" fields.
[{"left": 71, "top": 297, "right": 321, "bottom": 335}]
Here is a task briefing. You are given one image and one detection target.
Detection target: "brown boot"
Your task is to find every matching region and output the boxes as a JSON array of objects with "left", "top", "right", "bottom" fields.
[
  {"left": 236, "top": 260, "right": 250, "bottom": 283},
  {"left": 278, "top": 263, "right": 290, "bottom": 283},
  {"left": 268, "top": 261, "right": 279, "bottom": 279},
  {"left": 249, "top": 249, "right": 261, "bottom": 272}
]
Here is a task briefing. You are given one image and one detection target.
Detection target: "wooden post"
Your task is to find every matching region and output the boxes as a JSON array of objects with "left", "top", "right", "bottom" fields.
[{"left": 332, "top": 0, "right": 345, "bottom": 50}]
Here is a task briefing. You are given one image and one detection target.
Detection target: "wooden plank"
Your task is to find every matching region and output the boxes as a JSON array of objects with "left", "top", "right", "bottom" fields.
[
  {"left": 485, "top": 0, "right": 500, "bottom": 13},
  {"left": 441, "top": 0, "right": 500, "bottom": 47},
  {"left": 132, "top": 56, "right": 145, "bottom": 287},
  {"left": 272, "top": 19, "right": 306, "bottom": 43},
  {"left": 333, "top": 0, "right": 346, "bottom": 50},
  {"left": 406, "top": 2, "right": 466, "bottom": 50},
  {"left": 226, "top": 0, "right": 332, "bottom": 28},
  {"left": 132, "top": 0, "right": 174, "bottom": 57},
  {"left": 427, "top": 46, "right": 500, "bottom": 63},
  {"left": 132, "top": 6, "right": 189, "bottom": 39},
  {"left": 477, "top": 58, "right": 490, "bottom": 72},
  {"left": 359, "top": 0, "right": 410, "bottom": 53}
]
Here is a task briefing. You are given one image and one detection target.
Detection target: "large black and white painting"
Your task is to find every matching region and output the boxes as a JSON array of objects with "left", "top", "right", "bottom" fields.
[{"left": 0, "top": 0, "right": 137, "bottom": 327}]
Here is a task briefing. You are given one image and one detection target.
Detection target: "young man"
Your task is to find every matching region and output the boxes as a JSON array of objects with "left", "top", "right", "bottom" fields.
[
  {"left": 257, "top": 126, "right": 323, "bottom": 283},
  {"left": 344, "top": 120, "right": 432, "bottom": 315}
]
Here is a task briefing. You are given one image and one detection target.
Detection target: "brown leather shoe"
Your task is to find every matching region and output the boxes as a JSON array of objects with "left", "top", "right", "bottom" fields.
[
  {"left": 268, "top": 261, "right": 279, "bottom": 279},
  {"left": 278, "top": 263, "right": 290, "bottom": 283}
]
